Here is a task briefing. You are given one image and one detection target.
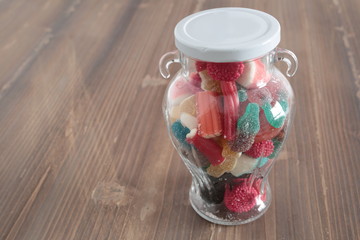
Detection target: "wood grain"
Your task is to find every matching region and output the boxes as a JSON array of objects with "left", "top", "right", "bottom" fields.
[{"left": 0, "top": 0, "right": 359, "bottom": 239}]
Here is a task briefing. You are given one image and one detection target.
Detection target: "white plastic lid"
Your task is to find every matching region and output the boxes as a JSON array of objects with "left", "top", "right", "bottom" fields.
[{"left": 174, "top": 8, "right": 280, "bottom": 62}]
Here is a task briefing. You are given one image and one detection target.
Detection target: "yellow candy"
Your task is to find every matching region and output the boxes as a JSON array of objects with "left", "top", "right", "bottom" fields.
[
  {"left": 199, "top": 71, "right": 222, "bottom": 93},
  {"left": 169, "top": 105, "right": 181, "bottom": 123}
]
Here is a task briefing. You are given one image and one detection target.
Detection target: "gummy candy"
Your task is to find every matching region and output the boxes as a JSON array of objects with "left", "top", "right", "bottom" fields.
[
  {"left": 236, "top": 60, "right": 269, "bottom": 89},
  {"left": 244, "top": 140, "right": 274, "bottom": 158},
  {"left": 262, "top": 101, "right": 286, "bottom": 129},
  {"left": 207, "top": 62, "right": 244, "bottom": 82},
  {"left": 179, "top": 95, "right": 196, "bottom": 116},
  {"left": 268, "top": 138, "right": 283, "bottom": 159},
  {"left": 199, "top": 71, "right": 222, "bottom": 93},
  {"left": 224, "top": 180, "right": 258, "bottom": 213},
  {"left": 196, "top": 91, "right": 222, "bottom": 138},
  {"left": 171, "top": 121, "right": 191, "bottom": 148},
  {"left": 221, "top": 81, "right": 239, "bottom": 140},
  {"left": 237, "top": 103, "right": 260, "bottom": 135},
  {"left": 207, "top": 140, "right": 240, "bottom": 177},
  {"left": 186, "top": 129, "right": 225, "bottom": 166},
  {"left": 254, "top": 108, "right": 283, "bottom": 142},
  {"left": 169, "top": 78, "right": 202, "bottom": 106},
  {"left": 180, "top": 113, "right": 197, "bottom": 130},
  {"left": 189, "top": 72, "right": 202, "bottom": 88},
  {"left": 195, "top": 61, "right": 207, "bottom": 72},
  {"left": 230, "top": 132, "right": 255, "bottom": 152},
  {"left": 169, "top": 105, "right": 181, "bottom": 123},
  {"left": 247, "top": 87, "right": 272, "bottom": 106},
  {"left": 257, "top": 157, "right": 269, "bottom": 167},
  {"left": 230, "top": 154, "right": 258, "bottom": 177},
  {"left": 238, "top": 89, "right": 248, "bottom": 102}
]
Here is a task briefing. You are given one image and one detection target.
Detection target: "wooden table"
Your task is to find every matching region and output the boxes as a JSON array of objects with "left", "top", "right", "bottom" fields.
[{"left": 1, "top": 0, "right": 359, "bottom": 239}]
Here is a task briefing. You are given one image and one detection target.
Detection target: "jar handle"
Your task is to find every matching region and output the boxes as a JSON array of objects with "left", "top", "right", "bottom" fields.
[
  {"left": 159, "top": 50, "right": 180, "bottom": 79},
  {"left": 275, "top": 48, "right": 298, "bottom": 77}
]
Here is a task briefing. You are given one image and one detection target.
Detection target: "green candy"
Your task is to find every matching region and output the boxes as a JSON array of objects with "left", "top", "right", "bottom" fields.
[
  {"left": 171, "top": 121, "right": 190, "bottom": 148},
  {"left": 258, "top": 157, "right": 269, "bottom": 167},
  {"left": 237, "top": 103, "right": 260, "bottom": 135},
  {"left": 262, "top": 101, "right": 287, "bottom": 129},
  {"left": 238, "top": 89, "right": 248, "bottom": 102}
]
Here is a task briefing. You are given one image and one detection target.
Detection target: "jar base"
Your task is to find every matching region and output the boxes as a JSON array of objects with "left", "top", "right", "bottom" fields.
[{"left": 189, "top": 181, "right": 272, "bottom": 225}]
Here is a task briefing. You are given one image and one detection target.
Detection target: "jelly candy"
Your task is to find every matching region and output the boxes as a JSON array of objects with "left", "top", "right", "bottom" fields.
[
  {"left": 230, "top": 154, "right": 258, "bottom": 177},
  {"left": 196, "top": 91, "right": 222, "bottom": 138},
  {"left": 230, "top": 132, "right": 255, "bottom": 152},
  {"left": 238, "top": 89, "right": 248, "bottom": 102},
  {"left": 221, "top": 81, "right": 239, "bottom": 140},
  {"left": 237, "top": 103, "right": 260, "bottom": 135},
  {"left": 268, "top": 138, "right": 283, "bottom": 159},
  {"left": 258, "top": 157, "right": 269, "bottom": 167},
  {"left": 169, "top": 105, "right": 181, "bottom": 123},
  {"left": 244, "top": 140, "right": 274, "bottom": 158},
  {"left": 199, "top": 71, "right": 222, "bottom": 93},
  {"left": 180, "top": 113, "right": 197, "bottom": 130},
  {"left": 179, "top": 95, "right": 196, "bottom": 116},
  {"left": 207, "top": 62, "right": 244, "bottom": 82},
  {"left": 171, "top": 121, "right": 190, "bottom": 148},
  {"left": 254, "top": 108, "right": 283, "bottom": 142},
  {"left": 224, "top": 180, "right": 258, "bottom": 213},
  {"left": 186, "top": 129, "right": 225, "bottom": 166},
  {"left": 262, "top": 101, "right": 286, "bottom": 129},
  {"left": 207, "top": 140, "right": 240, "bottom": 177},
  {"left": 247, "top": 87, "right": 272, "bottom": 106},
  {"left": 235, "top": 59, "right": 269, "bottom": 89},
  {"left": 169, "top": 78, "right": 202, "bottom": 106}
]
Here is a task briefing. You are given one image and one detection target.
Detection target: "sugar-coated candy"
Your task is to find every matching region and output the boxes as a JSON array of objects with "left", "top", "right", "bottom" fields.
[
  {"left": 168, "top": 78, "right": 202, "bottom": 106},
  {"left": 186, "top": 129, "right": 225, "bottom": 166},
  {"left": 179, "top": 95, "right": 196, "bottom": 116},
  {"left": 230, "top": 154, "right": 258, "bottom": 177},
  {"left": 238, "top": 89, "right": 248, "bottom": 102},
  {"left": 171, "top": 121, "right": 191, "bottom": 148},
  {"left": 254, "top": 108, "right": 283, "bottom": 142},
  {"left": 262, "top": 101, "right": 286, "bottom": 129},
  {"left": 207, "top": 62, "right": 244, "bottom": 82},
  {"left": 244, "top": 140, "right": 274, "bottom": 158},
  {"left": 199, "top": 71, "right": 222, "bottom": 93},
  {"left": 180, "top": 113, "right": 197, "bottom": 130},
  {"left": 247, "top": 87, "right": 272, "bottom": 106},
  {"left": 237, "top": 103, "right": 260, "bottom": 135},
  {"left": 230, "top": 132, "right": 255, "bottom": 152},
  {"left": 268, "top": 138, "right": 283, "bottom": 159},
  {"left": 257, "top": 157, "right": 269, "bottom": 167},
  {"left": 195, "top": 61, "right": 207, "bottom": 72},
  {"left": 196, "top": 91, "right": 222, "bottom": 138},
  {"left": 221, "top": 81, "right": 239, "bottom": 140},
  {"left": 207, "top": 140, "right": 241, "bottom": 177},
  {"left": 236, "top": 60, "right": 269, "bottom": 89},
  {"left": 224, "top": 180, "right": 258, "bottom": 213}
]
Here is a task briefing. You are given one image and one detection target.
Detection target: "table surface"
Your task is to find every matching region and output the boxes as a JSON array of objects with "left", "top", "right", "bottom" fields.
[{"left": 1, "top": 0, "right": 360, "bottom": 239}]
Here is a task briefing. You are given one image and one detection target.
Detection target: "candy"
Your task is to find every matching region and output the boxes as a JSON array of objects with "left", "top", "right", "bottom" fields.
[
  {"left": 207, "top": 62, "right": 244, "bottom": 82},
  {"left": 230, "top": 154, "right": 258, "bottom": 177},
  {"left": 247, "top": 87, "right": 272, "bottom": 106},
  {"left": 237, "top": 103, "right": 260, "bottom": 135},
  {"left": 221, "top": 81, "right": 239, "bottom": 140},
  {"left": 254, "top": 108, "right": 283, "bottom": 142},
  {"left": 189, "top": 72, "right": 202, "bottom": 88},
  {"left": 224, "top": 180, "right": 258, "bottom": 213},
  {"left": 186, "top": 129, "right": 225, "bottom": 166},
  {"left": 257, "top": 157, "right": 269, "bottom": 167},
  {"left": 168, "top": 78, "right": 202, "bottom": 106},
  {"left": 236, "top": 60, "right": 269, "bottom": 89},
  {"left": 199, "top": 71, "right": 222, "bottom": 93},
  {"left": 238, "top": 89, "right": 248, "bottom": 102},
  {"left": 195, "top": 61, "right": 207, "bottom": 72},
  {"left": 179, "top": 95, "right": 196, "bottom": 116},
  {"left": 230, "top": 132, "right": 255, "bottom": 152},
  {"left": 180, "top": 113, "right": 197, "bottom": 130},
  {"left": 262, "top": 101, "right": 286, "bottom": 129},
  {"left": 268, "top": 138, "right": 283, "bottom": 159},
  {"left": 196, "top": 91, "right": 222, "bottom": 138},
  {"left": 171, "top": 121, "right": 191, "bottom": 148},
  {"left": 169, "top": 105, "right": 181, "bottom": 123},
  {"left": 244, "top": 140, "right": 274, "bottom": 158},
  {"left": 207, "top": 140, "right": 241, "bottom": 177}
]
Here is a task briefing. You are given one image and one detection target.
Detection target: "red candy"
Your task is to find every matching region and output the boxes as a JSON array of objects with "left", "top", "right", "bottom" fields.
[
  {"left": 195, "top": 61, "right": 207, "bottom": 72},
  {"left": 255, "top": 109, "right": 283, "bottom": 142},
  {"left": 189, "top": 72, "right": 202, "bottom": 88},
  {"left": 224, "top": 181, "right": 258, "bottom": 213},
  {"left": 244, "top": 140, "right": 274, "bottom": 158},
  {"left": 186, "top": 130, "right": 225, "bottom": 166},
  {"left": 207, "top": 62, "right": 244, "bottom": 82},
  {"left": 221, "top": 81, "right": 239, "bottom": 140}
]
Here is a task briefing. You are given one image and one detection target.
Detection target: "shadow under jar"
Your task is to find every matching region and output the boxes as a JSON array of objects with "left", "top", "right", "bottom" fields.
[{"left": 159, "top": 8, "right": 298, "bottom": 225}]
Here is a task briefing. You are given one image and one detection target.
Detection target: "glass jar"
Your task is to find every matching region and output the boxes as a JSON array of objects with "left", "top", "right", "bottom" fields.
[{"left": 159, "top": 8, "right": 298, "bottom": 225}]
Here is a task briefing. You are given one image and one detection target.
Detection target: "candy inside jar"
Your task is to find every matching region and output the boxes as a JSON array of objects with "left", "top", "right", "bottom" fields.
[{"left": 160, "top": 8, "right": 297, "bottom": 225}]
